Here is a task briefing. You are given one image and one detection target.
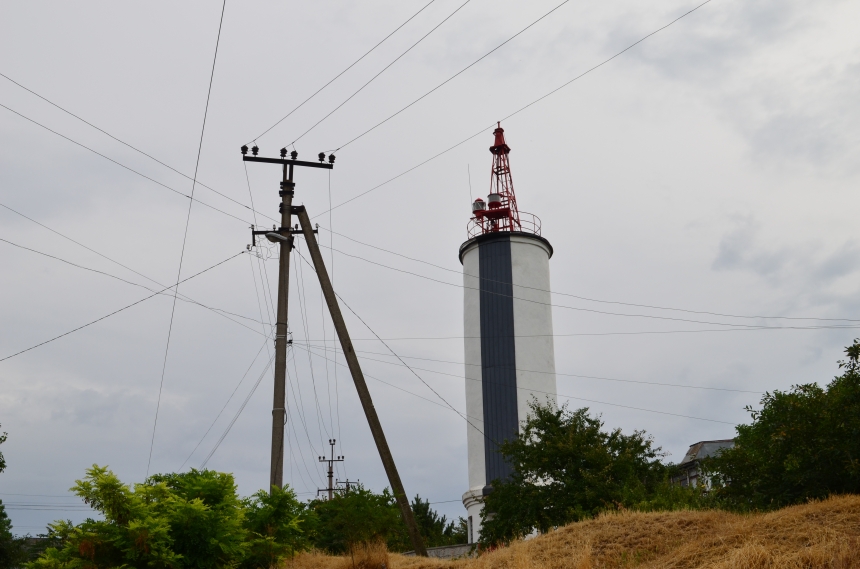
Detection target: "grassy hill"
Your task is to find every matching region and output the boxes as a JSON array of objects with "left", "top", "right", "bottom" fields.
[{"left": 289, "top": 494, "right": 860, "bottom": 568}]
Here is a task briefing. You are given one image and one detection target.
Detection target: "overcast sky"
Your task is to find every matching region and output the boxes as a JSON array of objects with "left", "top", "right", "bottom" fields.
[{"left": 2, "top": 0, "right": 860, "bottom": 534}]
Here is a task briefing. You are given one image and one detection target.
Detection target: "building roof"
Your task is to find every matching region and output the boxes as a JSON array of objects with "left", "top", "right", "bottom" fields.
[{"left": 678, "top": 439, "right": 735, "bottom": 466}]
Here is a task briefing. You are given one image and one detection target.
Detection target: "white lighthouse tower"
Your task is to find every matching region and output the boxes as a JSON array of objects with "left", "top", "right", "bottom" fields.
[{"left": 460, "top": 124, "right": 557, "bottom": 543}]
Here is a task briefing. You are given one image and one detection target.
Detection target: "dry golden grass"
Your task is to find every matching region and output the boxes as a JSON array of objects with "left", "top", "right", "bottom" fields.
[{"left": 285, "top": 494, "right": 860, "bottom": 569}]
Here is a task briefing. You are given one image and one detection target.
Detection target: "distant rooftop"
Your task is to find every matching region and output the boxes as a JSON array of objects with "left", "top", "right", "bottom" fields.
[{"left": 679, "top": 439, "right": 735, "bottom": 466}]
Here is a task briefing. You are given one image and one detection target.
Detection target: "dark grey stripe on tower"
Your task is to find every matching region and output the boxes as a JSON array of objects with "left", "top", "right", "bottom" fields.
[{"left": 478, "top": 235, "right": 518, "bottom": 485}]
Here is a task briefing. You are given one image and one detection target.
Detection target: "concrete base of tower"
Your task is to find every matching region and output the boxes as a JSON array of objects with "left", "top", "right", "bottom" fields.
[{"left": 462, "top": 488, "right": 485, "bottom": 544}]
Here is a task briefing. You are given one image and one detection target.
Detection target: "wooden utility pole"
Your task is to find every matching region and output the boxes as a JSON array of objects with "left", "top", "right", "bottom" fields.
[
  {"left": 296, "top": 207, "right": 428, "bottom": 557},
  {"left": 318, "top": 439, "right": 345, "bottom": 500},
  {"left": 242, "top": 146, "right": 332, "bottom": 493}
]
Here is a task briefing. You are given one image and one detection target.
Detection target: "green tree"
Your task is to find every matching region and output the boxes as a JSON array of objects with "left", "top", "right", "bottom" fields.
[
  {"left": 0, "top": 500, "right": 29, "bottom": 569},
  {"left": 241, "top": 486, "right": 310, "bottom": 568},
  {"left": 145, "top": 470, "right": 246, "bottom": 569},
  {"left": 0, "top": 427, "right": 6, "bottom": 474},
  {"left": 707, "top": 339, "right": 860, "bottom": 510},
  {"left": 0, "top": 425, "right": 29, "bottom": 569},
  {"left": 310, "top": 486, "right": 405, "bottom": 554},
  {"left": 480, "top": 401, "right": 675, "bottom": 545},
  {"left": 27, "top": 466, "right": 310, "bottom": 569},
  {"left": 410, "top": 496, "right": 467, "bottom": 547}
]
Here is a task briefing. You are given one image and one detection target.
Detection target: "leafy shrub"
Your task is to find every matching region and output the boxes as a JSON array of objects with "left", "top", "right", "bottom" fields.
[
  {"left": 707, "top": 339, "right": 860, "bottom": 510},
  {"left": 480, "top": 401, "right": 705, "bottom": 545},
  {"left": 310, "top": 486, "right": 405, "bottom": 554},
  {"left": 27, "top": 466, "right": 310, "bottom": 569}
]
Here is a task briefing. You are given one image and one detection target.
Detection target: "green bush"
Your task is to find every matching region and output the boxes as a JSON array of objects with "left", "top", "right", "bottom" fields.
[
  {"left": 309, "top": 486, "right": 405, "bottom": 554},
  {"left": 706, "top": 339, "right": 860, "bottom": 510},
  {"left": 411, "top": 496, "right": 467, "bottom": 547},
  {"left": 479, "top": 401, "right": 706, "bottom": 545},
  {"left": 26, "top": 466, "right": 311, "bottom": 569},
  {"left": 242, "top": 486, "right": 308, "bottom": 568}
]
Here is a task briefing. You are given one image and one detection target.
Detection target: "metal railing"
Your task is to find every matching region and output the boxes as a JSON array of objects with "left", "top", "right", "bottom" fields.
[{"left": 466, "top": 211, "right": 541, "bottom": 239}]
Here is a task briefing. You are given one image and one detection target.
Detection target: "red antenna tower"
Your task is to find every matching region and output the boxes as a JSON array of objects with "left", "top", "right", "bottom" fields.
[{"left": 469, "top": 123, "right": 541, "bottom": 237}]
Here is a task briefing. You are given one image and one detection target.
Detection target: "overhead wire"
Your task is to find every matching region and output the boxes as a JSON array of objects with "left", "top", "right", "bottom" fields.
[
  {"left": 329, "top": 0, "right": 574, "bottom": 153},
  {"left": 288, "top": 373, "right": 328, "bottom": 489},
  {"left": 0, "top": 202, "right": 267, "bottom": 334},
  {"left": 318, "top": 270, "right": 337, "bottom": 451},
  {"left": 294, "top": 250, "right": 488, "bottom": 441},
  {"left": 244, "top": 218, "right": 325, "bottom": 488},
  {"left": 0, "top": 71, "right": 277, "bottom": 225},
  {"left": 0, "top": 103, "right": 251, "bottom": 225},
  {"left": 148, "top": 0, "right": 228, "bottom": 477},
  {"left": 0, "top": 493, "right": 79, "bottom": 498},
  {"left": 286, "top": 0, "right": 476, "bottom": 148},
  {"left": 317, "top": 242, "right": 860, "bottom": 330},
  {"left": 248, "top": 253, "right": 273, "bottom": 333},
  {"left": 327, "top": 168, "right": 344, "bottom": 476},
  {"left": 295, "top": 326, "right": 860, "bottom": 340},
  {"left": 0, "top": 234, "right": 266, "bottom": 337},
  {"left": 0, "top": 251, "right": 245, "bottom": 364},
  {"left": 243, "top": 164, "right": 278, "bottom": 325},
  {"left": 291, "top": 342, "right": 476, "bottom": 419},
  {"left": 317, "top": 225, "right": 860, "bottom": 324},
  {"left": 296, "top": 342, "right": 762, "bottom": 394},
  {"left": 314, "top": 0, "right": 717, "bottom": 218},
  {"left": 286, "top": 416, "right": 316, "bottom": 493},
  {"left": 248, "top": 0, "right": 440, "bottom": 143},
  {"left": 288, "top": 349, "right": 328, "bottom": 485},
  {"left": 200, "top": 350, "right": 277, "bottom": 468},
  {"left": 293, "top": 244, "right": 333, "bottom": 445},
  {"left": 178, "top": 334, "right": 273, "bottom": 471},
  {"left": 294, "top": 339, "right": 734, "bottom": 428}
]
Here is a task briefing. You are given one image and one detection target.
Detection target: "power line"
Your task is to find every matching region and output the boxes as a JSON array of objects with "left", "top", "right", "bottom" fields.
[
  {"left": 291, "top": 342, "right": 477, "bottom": 419},
  {"left": 294, "top": 340, "right": 735, "bottom": 427},
  {"left": 296, "top": 342, "right": 762, "bottom": 394},
  {"left": 0, "top": 102, "right": 250, "bottom": 225},
  {"left": 0, "top": 202, "right": 267, "bottom": 331},
  {"left": 248, "top": 0, "right": 439, "bottom": 143},
  {"left": 294, "top": 251, "right": 489, "bottom": 441},
  {"left": 178, "top": 334, "right": 273, "bottom": 471},
  {"left": 0, "top": 233, "right": 267, "bottom": 337},
  {"left": 148, "top": 0, "right": 228, "bottom": 477},
  {"left": 286, "top": 387, "right": 326, "bottom": 489},
  {"left": 287, "top": 0, "right": 475, "bottom": 148},
  {"left": 318, "top": 225, "right": 860, "bottom": 324},
  {"left": 0, "top": 72, "right": 276, "bottom": 225},
  {"left": 0, "top": 251, "right": 244, "bottom": 364},
  {"left": 315, "top": 0, "right": 716, "bottom": 217},
  {"left": 3, "top": 506, "right": 92, "bottom": 511},
  {"left": 292, "top": 243, "right": 332, "bottom": 447},
  {"left": 299, "top": 343, "right": 737, "bottom": 425},
  {"left": 296, "top": 325, "right": 860, "bottom": 341},
  {"left": 327, "top": 170, "right": 344, "bottom": 470},
  {"left": 287, "top": 354, "right": 328, "bottom": 486},
  {"left": 330, "top": 0, "right": 574, "bottom": 152},
  {"left": 200, "top": 351, "right": 277, "bottom": 469},
  {"left": 316, "top": 241, "right": 860, "bottom": 330},
  {"left": 0, "top": 493, "right": 78, "bottom": 498}
]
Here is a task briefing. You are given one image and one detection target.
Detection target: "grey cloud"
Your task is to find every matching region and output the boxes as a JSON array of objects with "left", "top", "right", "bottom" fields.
[{"left": 713, "top": 215, "right": 860, "bottom": 290}]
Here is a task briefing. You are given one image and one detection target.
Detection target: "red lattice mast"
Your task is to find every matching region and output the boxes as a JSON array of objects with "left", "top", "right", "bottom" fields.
[{"left": 470, "top": 123, "right": 522, "bottom": 234}]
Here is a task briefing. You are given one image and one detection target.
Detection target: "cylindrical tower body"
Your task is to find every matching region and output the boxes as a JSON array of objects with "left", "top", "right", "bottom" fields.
[{"left": 460, "top": 231, "right": 557, "bottom": 543}]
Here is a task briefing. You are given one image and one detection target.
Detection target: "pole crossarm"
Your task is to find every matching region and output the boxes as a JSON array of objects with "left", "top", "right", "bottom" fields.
[
  {"left": 296, "top": 207, "right": 428, "bottom": 557},
  {"left": 243, "top": 156, "right": 333, "bottom": 169}
]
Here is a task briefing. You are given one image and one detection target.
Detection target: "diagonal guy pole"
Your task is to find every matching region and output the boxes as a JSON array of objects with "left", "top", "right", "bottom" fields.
[{"left": 296, "top": 206, "right": 428, "bottom": 557}]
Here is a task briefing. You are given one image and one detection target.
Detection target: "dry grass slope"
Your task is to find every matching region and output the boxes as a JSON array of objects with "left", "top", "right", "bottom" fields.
[{"left": 286, "top": 495, "right": 860, "bottom": 569}]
